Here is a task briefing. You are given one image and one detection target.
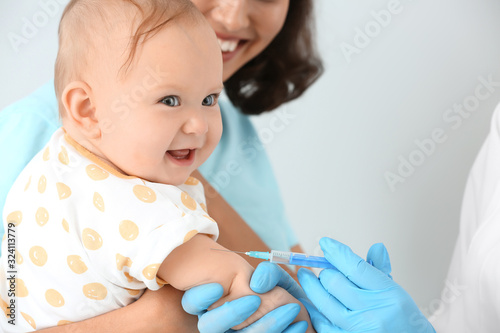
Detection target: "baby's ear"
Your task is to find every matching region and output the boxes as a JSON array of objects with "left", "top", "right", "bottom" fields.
[{"left": 61, "top": 81, "right": 100, "bottom": 139}]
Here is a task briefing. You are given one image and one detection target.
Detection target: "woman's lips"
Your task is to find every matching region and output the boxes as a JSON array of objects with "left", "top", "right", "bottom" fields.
[
  {"left": 166, "top": 149, "right": 195, "bottom": 166},
  {"left": 216, "top": 36, "right": 247, "bottom": 62}
]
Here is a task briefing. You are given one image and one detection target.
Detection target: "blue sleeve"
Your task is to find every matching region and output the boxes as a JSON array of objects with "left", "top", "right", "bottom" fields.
[
  {"left": 0, "top": 81, "right": 60, "bottom": 252},
  {"left": 199, "top": 95, "right": 299, "bottom": 251}
]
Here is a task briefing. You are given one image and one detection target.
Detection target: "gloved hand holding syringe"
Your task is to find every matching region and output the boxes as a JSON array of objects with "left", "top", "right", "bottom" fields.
[{"left": 211, "top": 248, "right": 338, "bottom": 269}]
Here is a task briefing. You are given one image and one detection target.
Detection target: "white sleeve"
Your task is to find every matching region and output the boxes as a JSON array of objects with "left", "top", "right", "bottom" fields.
[{"left": 75, "top": 177, "right": 218, "bottom": 291}]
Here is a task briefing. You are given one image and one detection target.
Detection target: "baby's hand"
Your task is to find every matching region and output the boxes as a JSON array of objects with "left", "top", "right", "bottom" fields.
[{"left": 241, "top": 285, "right": 314, "bottom": 332}]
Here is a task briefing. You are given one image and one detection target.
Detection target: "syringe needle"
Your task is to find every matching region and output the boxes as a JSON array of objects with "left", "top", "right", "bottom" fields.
[{"left": 210, "top": 248, "right": 247, "bottom": 254}]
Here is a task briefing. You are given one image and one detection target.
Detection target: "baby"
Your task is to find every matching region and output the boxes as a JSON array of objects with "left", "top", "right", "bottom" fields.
[{"left": 0, "top": 0, "right": 313, "bottom": 331}]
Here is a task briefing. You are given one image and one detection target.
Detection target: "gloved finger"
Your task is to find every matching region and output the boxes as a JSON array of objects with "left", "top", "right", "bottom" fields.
[
  {"left": 182, "top": 283, "right": 224, "bottom": 315},
  {"left": 298, "top": 268, "right": 348, "bottom": 328},
  {"left": 197, "top": 295, "right": 261, "bottom": 333},
  {"left": 238, "top": 303, "right": 302, "bottom": 333},
  {"left": 366, "top": 243, "right": 392, "bottom": 278},
  {"left": 250, "top": 262, "right": 307, "bottom": 299},
  {"left": 319, "top": 237, "right": 393, "bottom": 290},
  {"left": 318, "top": 268, "right": 369, "bottom": 311},
  {"left": 283, "top": 321, "right": 309, "bottom": 333},
  {"left": 300, "top": 297, "right": 345, "bottom": 333}
]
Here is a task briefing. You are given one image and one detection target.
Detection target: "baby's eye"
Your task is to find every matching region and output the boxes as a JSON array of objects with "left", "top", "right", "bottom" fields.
[
  {"left": 202, "top": 94, "right": 219, "bottom": 107},
  {"left": 159, "top": 96, "right": 180, "bottom": 107}
]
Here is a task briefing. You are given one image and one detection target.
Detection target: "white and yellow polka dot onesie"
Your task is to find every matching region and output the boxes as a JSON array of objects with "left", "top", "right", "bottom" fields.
[{"left": 0, "top": 128, "right": 219, "bottom": 331}]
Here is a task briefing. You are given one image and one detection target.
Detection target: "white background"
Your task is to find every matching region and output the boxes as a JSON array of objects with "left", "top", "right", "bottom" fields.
[{"left": 2, "top": 0, "right": 500, "bottom": 314}]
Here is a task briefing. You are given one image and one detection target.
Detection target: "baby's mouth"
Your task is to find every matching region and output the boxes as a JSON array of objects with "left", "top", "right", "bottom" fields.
[{"left": 167, "top": 149, "right": 192, "bottom": 160}]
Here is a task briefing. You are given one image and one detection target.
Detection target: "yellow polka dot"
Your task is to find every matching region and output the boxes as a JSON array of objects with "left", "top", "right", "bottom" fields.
[
  {"left": 83, "top": 283, "right": 107, "bottom": 300},
  {"left": 24, "top": 176, "right": 32, "bottom": 191},
  {"left": 62, "top": 219, "right": 69, "bottom": 233},
  {"left": 93, "top": 192, "right": 105, "bottom": 212},
  {"left": 16, "top": 250, "right": 23, "bottom": 265},
  {"left": 29, "top": 246, "right": 47, "bottom": 266},
  {"left": 142, "top": 264, "right": 160, "bottom": 280},
  {"left": 38, "top": 175, "right": 47, "bottom": 193},
  {"left": 203, "top": 215, "right": 216, "bottom": 223},
  {"left": 56, "top": 182, "right": 72, "bottom": 200},
  {"left": 116, "top": 253, "right": 133, "bottom": 271},
  {"left": 35, "top": 207, "right": 49, "bottom": 226},
  {"left": 200, "top": 203, "right": 208, "bottom": 213},
  {"left": 16, "top": 279, "right": 28, "bottom": 297},
  {"left": 183, "top": 230, "right": 198, "bottom": 243},
  {"left": 133, "top": 185, "right": 157, "bottom": 203},
  {"left": 182, "top": 212, "right": 186, "bottom": 217},
  {"left": 86, "top": 164, "right": 109, "bottom": 181},
  {"left": 58, "top": 146, "right": 69, "bottom": 165},
  {"left": 82, "top": 228, "right": 103, "bottom": 250},
  {"left": 119, "top": 220, "right": 139, "bottom": 241},
  {"left": 184, "top": 177, "right": 200, "bottom": 185},
  {"left": 43, "top": 147, "right": 50, "bottom": 161},
  {"left": 6, "top": 211, "right": 22, "bottom": 226},
  {"left": 67, "top": 255, "right": 88, "bottom": 274},
  {"left": 21, "top": 312, "right": 36, "bottom": 329},
  {"left": 123, "top": 271, "right": 134, "bottom": 283},
  {"left": 45, "top": 289, "right": 64, "bottom": 307},
  {"left": 58, "top": 320, "right": 73, "bottom": 326},
  {"left": 125, "top": 288, "right": 141, "bottom": 296},
  {"left": 181, "top": 192, "right": 197, "bottom": 210},
  {"left": 1, "top": 297, "right": 8, "bottom": 316}
]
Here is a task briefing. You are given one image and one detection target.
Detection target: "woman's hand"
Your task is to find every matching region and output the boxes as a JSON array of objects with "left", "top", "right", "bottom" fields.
[
  {"left": 298, "top": 237, "right": 436, "bottom": 333},
  {"left": 182, "top": 283, "right": 308, "bottom": 333},
  {"left": 180, "top": 240, "right": 396, "bottom": 333}
]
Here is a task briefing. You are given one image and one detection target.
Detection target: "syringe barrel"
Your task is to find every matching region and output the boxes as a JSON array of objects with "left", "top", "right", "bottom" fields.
[
  {"left": 288, "top": 253, "right": 336, "bottom": 269},
  {"left": 269, "top": 251, "right": 336, "bottom": 269},
  {"left": 269, "top": 250, "right": 292, "bottom": 265}
]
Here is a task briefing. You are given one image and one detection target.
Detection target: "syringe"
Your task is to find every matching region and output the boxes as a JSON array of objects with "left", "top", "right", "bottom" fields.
[{"left": 211, "top": 248, "right": 336, "bottom": 269}]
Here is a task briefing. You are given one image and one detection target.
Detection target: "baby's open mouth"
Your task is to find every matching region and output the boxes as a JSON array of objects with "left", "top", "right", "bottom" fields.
[{"left": 167, "top": 149, "right": 192, "bottom": 160}]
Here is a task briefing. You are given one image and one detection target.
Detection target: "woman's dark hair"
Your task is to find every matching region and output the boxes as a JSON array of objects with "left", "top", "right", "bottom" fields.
[{"left": 224, "top": 0, "right": 323, "bottom": 115}]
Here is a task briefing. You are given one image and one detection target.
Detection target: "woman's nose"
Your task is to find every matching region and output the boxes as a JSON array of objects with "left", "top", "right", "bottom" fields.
[{"left": 212, "top": 0, "right": 250, "bottom": 32}]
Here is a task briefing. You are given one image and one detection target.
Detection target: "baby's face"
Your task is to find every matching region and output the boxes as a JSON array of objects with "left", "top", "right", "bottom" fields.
[{"left": 92, "top": 17, "right": 223, "bottom": 185}]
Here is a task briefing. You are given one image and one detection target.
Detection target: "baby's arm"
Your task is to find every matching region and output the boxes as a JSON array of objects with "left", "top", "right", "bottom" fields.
[{"left": 158, "top": 234, "right": 313, "bottom": 331}]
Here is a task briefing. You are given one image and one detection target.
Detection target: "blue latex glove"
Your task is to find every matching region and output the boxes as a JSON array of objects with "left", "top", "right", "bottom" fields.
[
  {"left": 181, "top": 283, "right": 308, "bottom": 333},
  {"left": 298, "top": 237, "right": 436, "bottom": 333},
  {"left": 181, "top": 241, "right": 393, "bottom": 333},
  {"left": 250, "top": 242, "right": 392, "bottom": 299}
]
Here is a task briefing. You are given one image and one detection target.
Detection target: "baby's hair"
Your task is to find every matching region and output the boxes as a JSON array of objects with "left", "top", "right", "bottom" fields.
[{"left": 54, "top": 0, "right": 198, "bottom": 115}]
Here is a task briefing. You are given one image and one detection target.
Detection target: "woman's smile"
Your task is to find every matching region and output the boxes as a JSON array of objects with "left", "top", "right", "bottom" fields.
[{"left": 215, "top": 33, "right": 248, "bottom": 62}]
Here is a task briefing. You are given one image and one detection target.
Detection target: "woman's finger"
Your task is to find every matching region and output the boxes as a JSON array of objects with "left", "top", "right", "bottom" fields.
[
  {"left": 240, "top": 303, "right": 302, "bottom": 333},
  {"left": 250, "top": 262, "right": 307, "bottom": 299},
  {"left": 366, "top": 243, "right": 392, "bottom": 278},
  {"left": 319, "top": 237, "right": 393, "bottom": 290},
  {"left": 181, "top": 283, "right": 224, "bottom": 315},
  {"left": 298, "top": 268, "right": 348, "bottom": 328},
  {"left": 197, "top": 295, "right": 261, "bottom": 333},
  {"left": 300, "top": 297, "right": 345, "bottom": 333}
]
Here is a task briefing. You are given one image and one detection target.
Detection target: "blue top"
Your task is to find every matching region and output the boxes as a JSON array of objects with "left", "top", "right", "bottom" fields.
[{"left": 0, "top": 81, "right": 298, "bottom": 255}]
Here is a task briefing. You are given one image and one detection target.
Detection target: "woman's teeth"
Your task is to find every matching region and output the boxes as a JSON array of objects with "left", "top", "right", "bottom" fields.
[{"left": 217, "top": 39, "right": 238, "bottom": 52}]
